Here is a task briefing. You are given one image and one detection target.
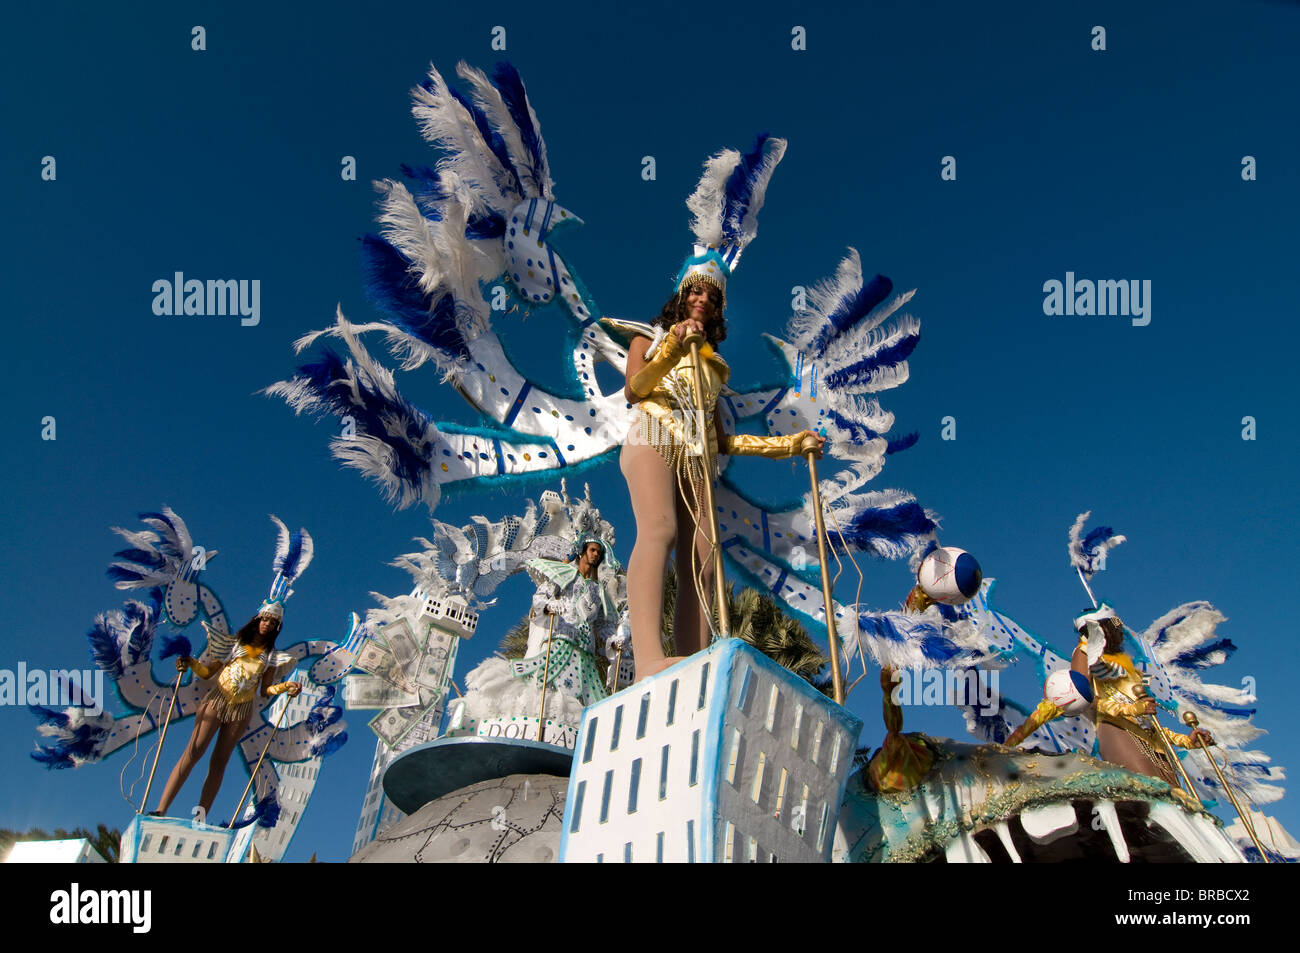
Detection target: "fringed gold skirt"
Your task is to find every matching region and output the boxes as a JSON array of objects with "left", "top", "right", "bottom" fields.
[{"left": 200, "top": 685, "right": 257, "bottom": 724}]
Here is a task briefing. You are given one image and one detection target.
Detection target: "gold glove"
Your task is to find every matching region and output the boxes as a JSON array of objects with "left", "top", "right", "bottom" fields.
[
  {"left": 1004, "top": 697, "right": 1065, "bottom": 748},
  {"left": 724, "top": 433, "right": 801, "bottom": 459},
  {"left": 627, "top": 332, "right": 684, "bottom": 399}
]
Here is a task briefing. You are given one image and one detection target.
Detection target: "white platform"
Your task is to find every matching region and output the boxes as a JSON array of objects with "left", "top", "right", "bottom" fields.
[{"left": 560, "top": 639, "right": 862, "bottom": 863}]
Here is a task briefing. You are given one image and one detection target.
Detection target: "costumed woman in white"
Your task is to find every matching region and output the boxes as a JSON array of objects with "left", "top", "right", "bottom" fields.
[{"left": 452, "top": 535, "right": 622, "bottom": 738}]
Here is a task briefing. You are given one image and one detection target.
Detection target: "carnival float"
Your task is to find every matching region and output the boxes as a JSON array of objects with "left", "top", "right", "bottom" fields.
[{"left": 32, "top": 59, "right": 1291, "bottom": 863}]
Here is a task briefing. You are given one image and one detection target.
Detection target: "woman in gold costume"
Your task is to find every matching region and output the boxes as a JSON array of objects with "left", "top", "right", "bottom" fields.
[
  {"left": 151, "top": 603, "right": 301, "bottom": 818},
  {"left": 619, "top": 262, "right": 823, "bottom": 682},
  {"left": 1006, "top": 605, "right": 1214, "bottom": 793}
]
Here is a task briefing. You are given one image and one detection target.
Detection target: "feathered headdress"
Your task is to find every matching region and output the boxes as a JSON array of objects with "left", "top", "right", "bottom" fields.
[
  {"left": 260, "top": 515, "right": 315, "bottom": 619},
  {"left": 560, "top": 479, "right": 619, "bottom": 571},
  {"left": 677, "top": 134, "right": 787, "bottom": 305},
  {"left": 1068, "top": 510, "right": 1126, "bottom": 579}
]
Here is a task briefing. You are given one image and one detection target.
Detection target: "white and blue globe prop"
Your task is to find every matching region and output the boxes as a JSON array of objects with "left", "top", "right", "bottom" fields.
[
  {"left": 1044, "top": 669, "right": 1094, "bottom": 716},
  {"left": 917, "top": 547, "right": 982, "bottom": 605}
]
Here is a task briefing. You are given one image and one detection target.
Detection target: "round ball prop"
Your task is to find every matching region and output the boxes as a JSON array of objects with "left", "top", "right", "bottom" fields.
[
  {"left": 1044, "top": 669, "right": 1094, "bottom": 715},
  {"left": 917, "top": 547, "right": 982, "bottom": 605}
]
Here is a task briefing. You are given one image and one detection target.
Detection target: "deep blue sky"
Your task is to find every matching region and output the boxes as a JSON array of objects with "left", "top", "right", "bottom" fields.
[{"left": 3, "top": 1, "right": 1297, "bottom": 861}]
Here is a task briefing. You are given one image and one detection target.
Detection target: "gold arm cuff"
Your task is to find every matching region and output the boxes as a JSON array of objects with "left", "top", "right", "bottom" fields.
[
  {"left": 724, "top": 433, "right": 798, "bottom": 459},
  {"left": 627, "top": 334, "right": 684, "bottom": 399},
  {"left": 1004, "top": 697, "right": 1066, "bottom": 748},
  {"left": 191, "top": 659, "right": 213, "bottom": 679}
]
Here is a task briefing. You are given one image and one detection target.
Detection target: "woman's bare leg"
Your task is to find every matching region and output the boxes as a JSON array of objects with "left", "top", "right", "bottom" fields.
[
  {"left": 154, "top": 703, "right": 220, "bottom": 815},
  {"left": 199, "top": 717, "right": 250, "bottom": 816},
  {"left": 673, "top": 475, "right": 717, "bottom": 657},
  {"left": 1098, "top": 723, "right": 1174, "bottom": 783},
  {"left": 620, "top": 430, "right": 685, "bottom": 681}
]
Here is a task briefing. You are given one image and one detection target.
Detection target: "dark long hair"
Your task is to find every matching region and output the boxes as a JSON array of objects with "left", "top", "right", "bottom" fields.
[
  {"left": 1099, "top": 617, "right": 1125, "bottom": 654},
  {"left": 236, "top": 614, "right": 281, "bottom": 651},
  {"left": 651, "top": 284, "right": 726, "bottom": 347}
]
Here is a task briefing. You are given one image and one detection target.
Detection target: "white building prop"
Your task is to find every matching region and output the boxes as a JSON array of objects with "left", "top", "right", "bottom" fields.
[
  {"left": 4, "top": 838, "right": 108, "bottom": 864},
  {"left": 560, "top": 640, "right": 862, "bottom": 863},
  {"left": 351, "top": 589, "right": 474, "bottom": 853},
  {"left": 119, "top": 814, "right": 255, "bottom": 864}
]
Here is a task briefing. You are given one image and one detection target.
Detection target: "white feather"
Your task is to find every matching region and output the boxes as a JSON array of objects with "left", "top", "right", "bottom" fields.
[
  {"left": 821, "top": 311, "right": 921, "bottom": 382},
  {"left": 160, "top": 506, "right": 194, "bottom": 562},
  {"left": 685, "top": 149, "right": 739, "bottom": 248},
  {"left": 455, "top": 61, "right": 551, "bottom": 200},
  {"left": 786, "top": 249, "right": 863, "bottom": 350},
  {"left": 1067, "top": 511, "right": 1094, "bottom": 572},
  {"left": 269, "top": 514, "right": 291, "bottom": 570},
  {"left": 294, "top": 529, "right": 315, "bottom": 580},
  {"left": 332, "top": 434, "right": 441, "bottom": 512},
  {"left": 411, "top": 62, "right": 514, "bottom": 212}
]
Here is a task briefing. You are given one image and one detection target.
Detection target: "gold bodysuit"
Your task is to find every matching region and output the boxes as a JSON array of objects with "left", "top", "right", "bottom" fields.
[
  {"left": 1092, "top": 652, "right": 1196, "bottom": 787},
  {"left": 628, "top": 329, "right": 804, "bottom": 488},
  {"left": 192, "top": 644, "right": 272, "bottom": 724},
  {"left": 635, "top": 336, "right": 731, "bottom": 490}
]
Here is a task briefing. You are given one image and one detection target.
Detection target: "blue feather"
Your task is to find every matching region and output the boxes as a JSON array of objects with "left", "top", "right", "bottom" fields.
[
  {"left": 465, "top": 211, "right": 506, "bottom": 241},
  {"left": 122, "top": 599, "right": 158, "bottom": 665},
  {"left": 833, "top": 499, "right": 936, "bottom": 558},
  {"left": 138, "top": 510, "right": 188, "bottom": 558},
  {"left": 226, "top": 794, "right": 280, "bottom": 830},
  {"left": 490, "top": 63, "right": 546, "bottom": 192},
  {"left": 400, "top": 162, "right": 449, "bottom": 219},
  {"left": 288, "top": 345, "right": 438, "bottom": 501},
  {"left": 361, "top": 236, "right": 473, "bottom": 364},
  {"left": 1171, "top": 638, "right": 1238, "bottom": 670},
  {"left": 29, "top": 713, "right": 108, "bottom": 766},
  {"left": 444, "top": 87, "right": 523, "bottom": 195},
  {"left": 306, "top": 688, "right": 344, "bottom": 733},
  {"left": 311, "top": 731, "right": 348, "bottom": 758},
  {"left": 276, "top": 529, "right": 304, "bottom": 580},
  {"left": 257, "top": 796, "right": 281, "bottom": 829},
  {"left": 400, "top": 162, "right": 507, "bottom": 239},
  {"left": 111, "top": 547, "right": 166, "bottom": 569},
  {"left": 809, "top": 273, "right": 894, "bottom": 356},
  {"left": 885, "top": 431, "right": 919, "bottom": 455},
  {"left": 87, "top": 618, "right": 124, "bottom": 678},
  {"left": 106, "top": 565, "right": 148, "bottom": 585},
  {"left": 158, "top": 633, "right": 193, "bottom": 660},
  {"left": 721, "top": 134, "right": 775, "bottom": 245},
  {"left": 826, "top": 408, "right": 881, "bottom": 446},
  {"left": 964, "top": 692, "right": 1013, "bottom": 744},
  {"left": 824, "top": 328, "right": 920, "bottom": 389},
  {"left": 31, "top": 748, "right": 76, "bottom": 770},
  {"left": 1081, "top": 525, "right": 1116, "bottom": 553},
  {"left": 857, "top": 612, "right": 960, "bottom": 663},
  {"left": 29, "top": 705, "right": 71, "bottom": 729}
]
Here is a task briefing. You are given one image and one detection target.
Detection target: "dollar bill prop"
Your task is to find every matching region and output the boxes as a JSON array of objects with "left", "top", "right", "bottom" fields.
[
  {"left": 368, "top": 689, "right": 443, "bottom": 748},
  {"left": 346, "top": 615, "right": 455, "bottom": 748}
]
